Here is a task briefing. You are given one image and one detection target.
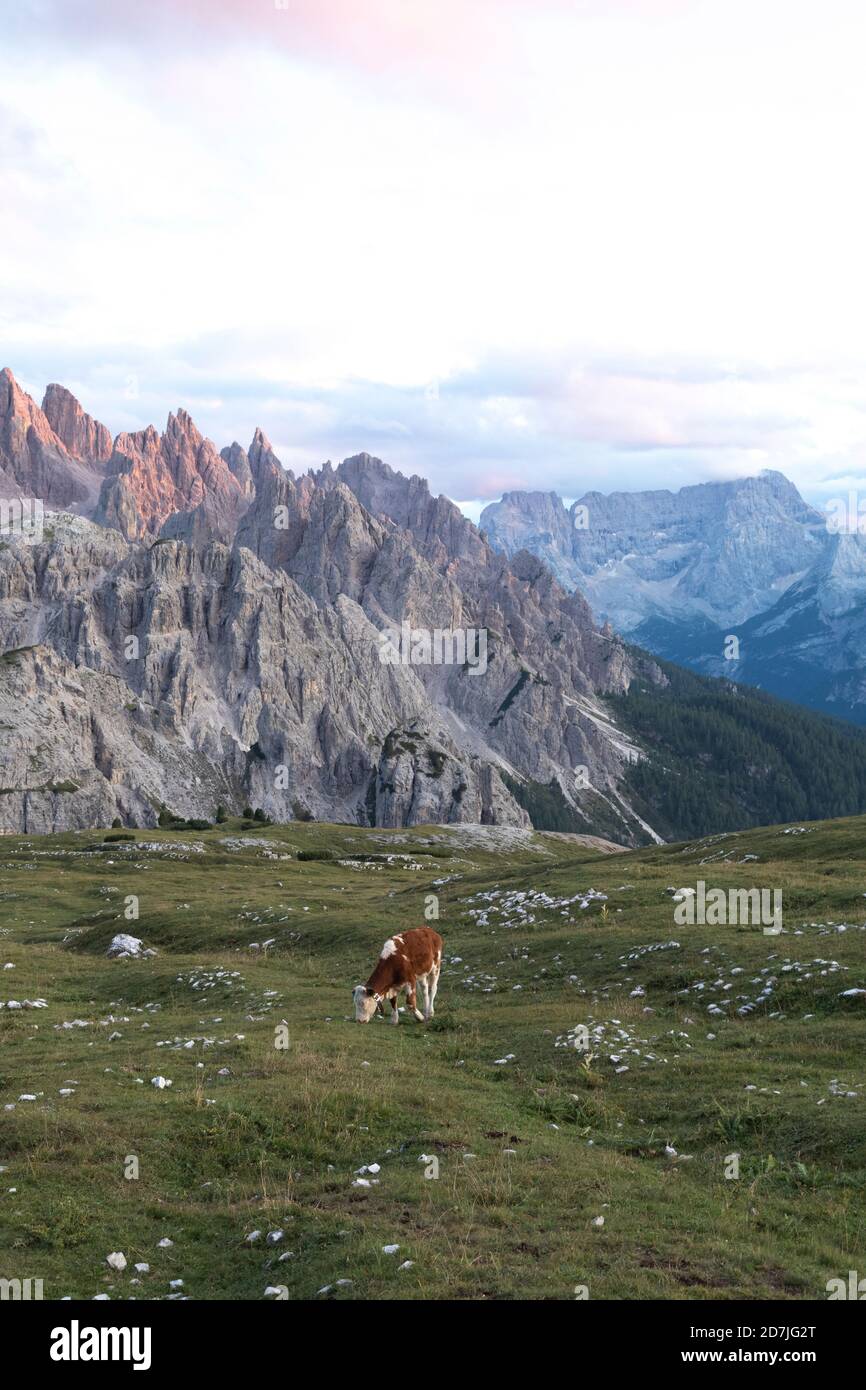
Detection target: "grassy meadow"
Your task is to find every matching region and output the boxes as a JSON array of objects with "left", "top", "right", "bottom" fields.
[{"left": 1, "top": 815, "right": 864, "bottom": 1301}]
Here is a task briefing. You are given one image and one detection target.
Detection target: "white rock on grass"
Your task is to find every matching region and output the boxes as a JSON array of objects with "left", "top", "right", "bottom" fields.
[
  {"left": 150, "top": 1076, "right": 172, "bottom": 1089},
  {"left": 382, "top": 1244, "right": 400, "bottom": 1255},
  {"left": 107, "top": 934, "right": 154, "bottom": 959},
  {"left": 106, "top": 1252, "right": 127, "bottom": 1271}
]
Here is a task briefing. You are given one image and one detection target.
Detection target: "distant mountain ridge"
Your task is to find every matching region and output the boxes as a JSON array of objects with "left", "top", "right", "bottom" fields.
[{"left": 481, "top": 471, "right": 866, "bottom": 723}]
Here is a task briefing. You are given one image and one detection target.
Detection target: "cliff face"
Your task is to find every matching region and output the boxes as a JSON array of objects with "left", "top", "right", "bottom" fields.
[
  {"left": 95, "top": 410, "right": 249, "bottom": 543},
  {"left": 42, "top": 383, "right": 113, "bottom": 464},
  {"left": 0, "top": 369, "right": 106, "bottom": 510}
]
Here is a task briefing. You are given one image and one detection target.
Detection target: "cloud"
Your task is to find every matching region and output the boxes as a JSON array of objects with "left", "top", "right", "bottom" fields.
[
  {"left": 5, "top": 0, "right": 866, "bottom": 510},
  {"left": 15, "top": 0, "right": 565, "bottom": 96},
  {"left": 9, "top": 339, "right": 862, "bottom": 510}
]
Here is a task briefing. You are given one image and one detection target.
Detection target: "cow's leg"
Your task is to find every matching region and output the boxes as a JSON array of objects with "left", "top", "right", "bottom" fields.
[
  {"left": 418, "top": 975, "right": 430, "bottom": 1021},
  {"left": 390, "top": 990, "right": 400, "bottom": 1025},
  {"left": 427, "top": 963, "right": 440, "bottom": 1018},
  {"left": 407, "top": 979, "right": 425, "bottom": 1023}
]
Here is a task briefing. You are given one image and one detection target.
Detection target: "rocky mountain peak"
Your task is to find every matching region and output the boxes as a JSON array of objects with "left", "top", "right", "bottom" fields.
[
  {"left": 0, "top": 368, "right": 105, "bottom": 509},
  {"left": 1, "top": 367, "right": 60, "bottom": 448},
  {"left": 248, "top": 426, "right": 288, "bottom": 486},
  {"left": 42, "top": 383, "right": 112, "bottom": 463},
  {"left": 96, "top": 407, "right": 248, "bottom": 542},
  {"left": 220, "top": 441, "right": 255, "bottom": 497},
  {"left": 331, "top": 451, "right": 490, "bottom": 578}
]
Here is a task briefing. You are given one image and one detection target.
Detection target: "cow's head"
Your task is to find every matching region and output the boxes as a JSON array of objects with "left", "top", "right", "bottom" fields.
[{"left": 352, "top": 985, "right": 380, "bottom": 1023}]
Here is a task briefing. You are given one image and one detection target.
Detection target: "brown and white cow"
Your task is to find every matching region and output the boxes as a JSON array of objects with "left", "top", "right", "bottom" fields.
[{"left": 353, "top": 926, "right": 443, "bottom": 1024}]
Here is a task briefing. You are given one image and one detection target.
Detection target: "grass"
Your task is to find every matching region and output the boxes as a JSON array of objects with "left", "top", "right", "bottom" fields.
[{"left": 0, "top": 815, "right": 864, "bottom": 1300}]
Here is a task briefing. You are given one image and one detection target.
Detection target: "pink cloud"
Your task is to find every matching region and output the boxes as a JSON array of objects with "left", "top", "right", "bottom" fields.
[
  {"left": 35, "top": 0, "right": 521, "bottom": 73},
  {"left": 28, "top": 0, "right": 689, "bottom": 87}
]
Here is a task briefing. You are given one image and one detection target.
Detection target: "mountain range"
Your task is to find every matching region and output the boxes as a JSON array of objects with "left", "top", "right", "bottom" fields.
[
  {"left": 481, "top": 471, "right": 866, "bottom": 724},
  {"left": 4, "top": 367, "right": 866, "bottom": 845}
]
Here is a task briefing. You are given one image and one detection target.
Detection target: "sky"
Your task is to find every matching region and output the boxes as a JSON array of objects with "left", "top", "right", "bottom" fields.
[{"left": 4, "top": 0, "right": 866, "bottom": 513}]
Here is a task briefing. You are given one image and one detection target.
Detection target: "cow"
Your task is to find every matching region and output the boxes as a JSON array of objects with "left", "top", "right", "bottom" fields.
[{"left": 353, "top": 926, "right": 443, "bottom": 1025}]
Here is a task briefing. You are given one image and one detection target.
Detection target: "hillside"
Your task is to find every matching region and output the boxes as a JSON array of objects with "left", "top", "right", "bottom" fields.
[
  {"left": 606, "top": 658, "right": 866, "bottom": 840},
  {"left": 1, "top": 814, "right": 864, "bottom": 1299}
]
